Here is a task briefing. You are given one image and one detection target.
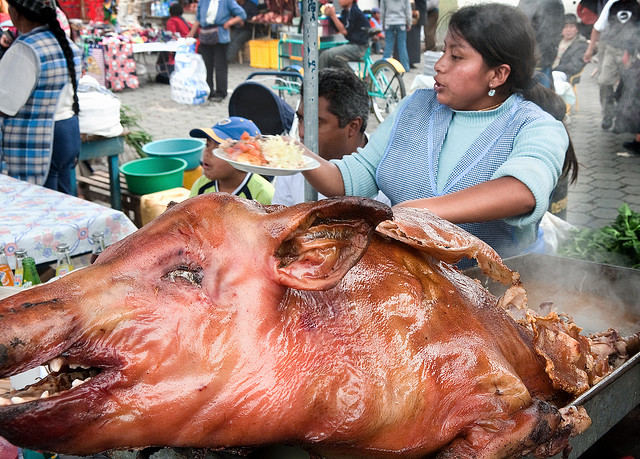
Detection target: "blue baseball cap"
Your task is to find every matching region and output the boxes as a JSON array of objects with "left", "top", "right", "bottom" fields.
[{"left": 189, "top": 117, "right": 261, "bottom": 144}]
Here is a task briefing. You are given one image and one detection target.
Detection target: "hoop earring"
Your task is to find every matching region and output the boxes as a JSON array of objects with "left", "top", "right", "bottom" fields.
[{"left": 488, "top": 88, "right": 496, "bottom": 97}]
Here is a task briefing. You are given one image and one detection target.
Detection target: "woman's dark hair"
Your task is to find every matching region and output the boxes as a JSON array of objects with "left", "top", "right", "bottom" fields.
[
  {"left": 446, "top": 3, "right": 578, "bottom": 182},
  {"left": 8, "top": 0, "right": 79, "bottom": 115},
  {"left": 169, "top": 3, "right": 183, "bottom": 17},
  {"left": 532, "top": 87, "right": 579, "bottom": 183}
]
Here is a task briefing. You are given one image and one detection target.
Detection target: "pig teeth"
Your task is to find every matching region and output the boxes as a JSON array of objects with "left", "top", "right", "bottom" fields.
[
  {"left": 48, "top": 357, "right": 65, "bottom": 372},
  {"left": 41, "top": 391, "right": 50, "bottom": 399},
  {"left": 69, "top": 363, "right": 91, "bottom": 370},
  {"left": 71, "top": 377, "right": 92, "bottom": 388},
  {"left": 10, "top": 396, "right": 38, "bottom": 404}
]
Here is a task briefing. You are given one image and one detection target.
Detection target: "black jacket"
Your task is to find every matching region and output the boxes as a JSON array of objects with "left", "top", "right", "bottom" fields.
[{"left": 553, "top": 35, "right": 589, "bottom": 77}]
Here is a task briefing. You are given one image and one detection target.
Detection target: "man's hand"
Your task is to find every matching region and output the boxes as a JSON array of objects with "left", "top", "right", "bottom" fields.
[
  {"left": 323, "top": 4, "right": 336, "bottom": 18},
  {"left": 583, "top": 46, "right": 595, "bottom": 63}
]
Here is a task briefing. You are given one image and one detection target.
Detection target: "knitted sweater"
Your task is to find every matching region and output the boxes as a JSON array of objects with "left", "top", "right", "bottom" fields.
[{"left": 334, "top": 90, "right": 568, "bottom": 258}]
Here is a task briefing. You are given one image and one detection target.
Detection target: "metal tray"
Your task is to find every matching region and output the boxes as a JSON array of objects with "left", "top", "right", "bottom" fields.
[{"left": 466, "top": 253, "right": 640, "bottom": 458}]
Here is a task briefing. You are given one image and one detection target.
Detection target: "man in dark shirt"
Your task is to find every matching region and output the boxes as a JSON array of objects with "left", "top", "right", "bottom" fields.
[
  {"left": 227, "top": 0, "right": 259, "bottom": 62},
  {"left": 319, "top": 0, "right": 370, "bottom": 70}
]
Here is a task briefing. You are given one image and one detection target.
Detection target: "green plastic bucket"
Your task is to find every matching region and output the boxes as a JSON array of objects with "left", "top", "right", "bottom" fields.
[
  {"left": 141, "top": 138, "right": 205, "bottom": 170},
  {"left": 119, "top": 157, "right": 188, "bottom": 195}
]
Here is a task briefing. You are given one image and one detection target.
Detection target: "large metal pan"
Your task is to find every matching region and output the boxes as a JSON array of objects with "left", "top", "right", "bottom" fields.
[{"left": 467, "top": 253, "right": 640, "bottom": 458}]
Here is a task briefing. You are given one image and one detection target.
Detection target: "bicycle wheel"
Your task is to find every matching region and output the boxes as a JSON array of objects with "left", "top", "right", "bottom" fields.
[
  {"left": 369, "top": 60, "right": 406, "bottom": 123},
  {"left": 279, "top": 65, "right": 303, "bottom": 98}
]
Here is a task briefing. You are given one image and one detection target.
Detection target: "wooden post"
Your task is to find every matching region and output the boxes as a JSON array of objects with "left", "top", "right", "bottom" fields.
[{"left": 80, "top": 0, "right": 87, "bottom": 21}]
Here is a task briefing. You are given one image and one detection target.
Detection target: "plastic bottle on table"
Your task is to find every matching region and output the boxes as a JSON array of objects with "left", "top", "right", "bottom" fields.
[
  {"left": 55, "top": 243, "right": 74, "bottom": 277},
  {"left": 22, "top": 257, "right": 42, "bottom": 288},
  {"left": 90, "top": 232, "right": 106, "bottom": 264},
  {"left": 13, "top": 249, "right": 27, "bottom": 287},
  {"left": 0, "top": 244, "right": 15, "bottom": 287}
]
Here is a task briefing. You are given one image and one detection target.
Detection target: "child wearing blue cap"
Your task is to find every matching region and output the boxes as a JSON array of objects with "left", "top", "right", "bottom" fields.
[{"left": 188, "top": 116, "right": 274, "bottom": 204}]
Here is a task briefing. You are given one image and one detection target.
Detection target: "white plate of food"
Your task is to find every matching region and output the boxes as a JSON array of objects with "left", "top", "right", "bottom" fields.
[{"left": 213, "top": 135, "right": 320, "bottom": 176}]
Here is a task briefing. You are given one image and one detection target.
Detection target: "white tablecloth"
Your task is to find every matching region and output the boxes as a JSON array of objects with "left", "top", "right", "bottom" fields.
[
  {"left": 0, "top": 174, "right": 138, "bottom": 267},
  {"left": 131, "top": 41, "right": 180, "bottom": 53}
]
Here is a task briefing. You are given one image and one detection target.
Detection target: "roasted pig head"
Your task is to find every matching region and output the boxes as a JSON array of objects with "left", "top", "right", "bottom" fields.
[{"left": 0, "top": 195, "right": 619, "bottom": 458}]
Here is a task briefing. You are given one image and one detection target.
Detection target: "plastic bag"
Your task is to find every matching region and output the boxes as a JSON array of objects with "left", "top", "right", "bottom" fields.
[
  {"left": 77, "top": 75, "right": 124, "bottom": 137},
  {"left": 540, "top": 211, "right": 577, "bottom": 255},
  {"left": 170, "top": 38, "right": 210, "bottom": 105},
  {"left": 552, "top": 71, "right": 576, "bottom": 107}
]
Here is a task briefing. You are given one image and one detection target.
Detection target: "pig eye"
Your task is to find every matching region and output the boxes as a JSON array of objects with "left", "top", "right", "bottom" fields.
[{"left": 162, "top": 265, "right": 204, "bottom": 286}]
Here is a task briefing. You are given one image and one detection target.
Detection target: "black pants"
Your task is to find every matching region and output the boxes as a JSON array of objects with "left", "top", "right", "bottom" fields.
[{"left": 198, "top": 42, "right": 229, "bottom": 99}]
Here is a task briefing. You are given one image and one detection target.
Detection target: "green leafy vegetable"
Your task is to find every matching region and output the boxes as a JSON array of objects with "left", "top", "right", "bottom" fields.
[
  {"left": 559, "top": 204, "right": 640, "bottom": 269},
  {"left": 120, "top": 105, "right": 153, "bottom": 158}
]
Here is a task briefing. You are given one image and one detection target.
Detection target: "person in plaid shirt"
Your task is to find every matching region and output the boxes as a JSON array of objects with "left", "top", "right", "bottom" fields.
[{"left": 0, "top": 0, "right": 81, "bottom": 194}]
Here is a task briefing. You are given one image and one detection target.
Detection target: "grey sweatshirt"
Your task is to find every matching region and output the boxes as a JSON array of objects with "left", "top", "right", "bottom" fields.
[{"left": 381, "top": 0, "right": 413, "bottom": 28}]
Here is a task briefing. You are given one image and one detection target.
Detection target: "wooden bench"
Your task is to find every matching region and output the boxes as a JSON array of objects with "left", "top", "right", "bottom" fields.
[
  {"left": 77, "top": 170, "right": 143, "bottom": 227},
  {"left": 71, "top": 133, "right": 127, "bottom": 210}
]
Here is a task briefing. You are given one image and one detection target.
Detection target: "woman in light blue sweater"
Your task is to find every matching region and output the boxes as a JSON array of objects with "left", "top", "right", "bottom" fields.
[{"left": 301, "top": 3, "right": 577, "bottom": 260}]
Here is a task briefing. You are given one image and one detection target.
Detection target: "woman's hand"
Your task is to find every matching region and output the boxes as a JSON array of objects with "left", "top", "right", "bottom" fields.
[
  {"left": 293, "top": 141, "right": 346, "bottom": 197},
  {"left": 394, "top": 177, "right": 535, "bottom": 224}
]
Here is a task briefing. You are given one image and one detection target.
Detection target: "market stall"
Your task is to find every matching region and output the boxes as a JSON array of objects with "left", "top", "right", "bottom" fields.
[{"left": 78, "top": 24, "right": 181, "bottom": 90}]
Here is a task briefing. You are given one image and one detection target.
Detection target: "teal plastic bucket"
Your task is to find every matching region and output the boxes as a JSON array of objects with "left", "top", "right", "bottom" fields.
[
  {"left": 141, "top": 138, "right": 205, "bottom": 170},
  {"left": 119, "top": 157, "right": 188, "bottom": 195}
]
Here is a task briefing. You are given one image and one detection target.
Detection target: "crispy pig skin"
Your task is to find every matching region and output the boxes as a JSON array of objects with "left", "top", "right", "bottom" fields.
[{"left": 0, "top": 195, "right": 608, "bottom": 458}]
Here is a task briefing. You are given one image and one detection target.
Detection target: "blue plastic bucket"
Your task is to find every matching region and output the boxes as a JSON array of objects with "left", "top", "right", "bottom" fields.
[{"left": 141, "top": 138, "right": 205, "bottom": 170}]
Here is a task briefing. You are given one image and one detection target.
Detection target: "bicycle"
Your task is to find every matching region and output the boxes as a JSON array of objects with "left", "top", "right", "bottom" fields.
[
  {"left": 349, "top": 42, "right": 407, "bottom": 123},
  {"left": 277, "top": 31, "right": 407, "bottom": 123}
]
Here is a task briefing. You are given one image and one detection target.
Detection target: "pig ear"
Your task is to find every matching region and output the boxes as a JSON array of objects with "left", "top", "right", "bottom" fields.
[
  {"left": 272, "top": 197, "right": 393, "bottom": 290},
  {"left": 377, "top": 206, "right": 519, "bottom": 286}
]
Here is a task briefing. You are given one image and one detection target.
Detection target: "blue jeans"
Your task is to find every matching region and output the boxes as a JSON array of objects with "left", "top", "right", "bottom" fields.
[
  {"left": 383, "top": 24, "right": 409, "bottom": 72},
  {"left": 44, "top": 115, "right": 80, "bottom": 195}
]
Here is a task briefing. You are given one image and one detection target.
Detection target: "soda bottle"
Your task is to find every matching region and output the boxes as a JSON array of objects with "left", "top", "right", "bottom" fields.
[
  {"left": 22, "top": 257, "right": 42, "bottom": 288},
  {"left": 90, "top": 232, "right": 106, "bottom": 264},
  {"left": 0, "top": 244, "right": 15, "bottom": 287},
  {"left": 55, "top": 243, "right": 74, "bottom": 277},
  {"left": 13, "top": 249, "right": 27, "bottom": 287}
]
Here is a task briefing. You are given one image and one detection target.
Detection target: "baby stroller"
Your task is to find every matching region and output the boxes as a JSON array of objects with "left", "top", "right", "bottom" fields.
[{"left": 228, "top": 70, "right": 303, "bottom": 136}]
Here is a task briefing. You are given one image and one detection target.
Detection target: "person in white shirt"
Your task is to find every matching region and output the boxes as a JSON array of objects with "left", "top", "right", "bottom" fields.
[{"left": 272, "top": 68, "right": 390, "bottom": 206}]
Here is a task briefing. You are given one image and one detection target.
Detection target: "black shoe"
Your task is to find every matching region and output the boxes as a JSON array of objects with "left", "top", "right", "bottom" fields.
[
  {"left": 601, "top": 114, "right": 614, "bottom": 130},
  {"left": 623, "top": 140, "right": 640, "bottom": 154}
]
